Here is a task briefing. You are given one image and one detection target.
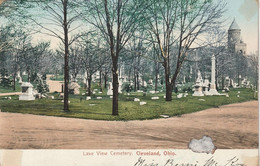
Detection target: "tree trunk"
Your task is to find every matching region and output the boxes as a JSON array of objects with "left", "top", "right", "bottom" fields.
[
  {"left": 104, "top": 73, "right": 107, "bottom": 89},
  {"left": 13, "top": 73, "right": 16, "bottom": 91},
  {"left": 155, "top": 73, "right": 158, "bottom": 92},
  {"left": 87, "top": 77, "right": 92, "bottom": 96},
  {"left": 99, "top": 70, "right": 102, "bottom": 92},
  {"left": 137, "top": 73, "right": 140, "bottom": 90},
  {"left": 55, "top": 70, "right": 58, "bottom": 80},
  {"left": 134, "top": 70, "right": 137, "bottom": 91},
  {"left": 221, "top": 75, "right": 224, "bottom": 89},
  {"left": 164, "top": 60, "right": 172, "bottom": 101},
  {"left": 155, "top": 62, "right": 159, "bottom": 92},
  {"left": 27, "top": 70, "right": 30, "bottom": 82},
  {"left": 112, "top": 59, "right": 119, "bottom": 116},
  {"left": 63, "top": 0, "right": 69, "bottom": 112}
]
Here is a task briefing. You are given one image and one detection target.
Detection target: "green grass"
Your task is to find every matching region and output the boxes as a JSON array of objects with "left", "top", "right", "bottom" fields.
[
  {"left": 0, "top": 75, "right": 33, "bottom": 93},
  {"left": 50, "top": 75, "right": 64, "bottom": 81},
  {"left": 0, "top": 88, "right": 257, "bottom": 121},
  {"left": 0, "top": 83, "right": 21, "bottom": 93}
]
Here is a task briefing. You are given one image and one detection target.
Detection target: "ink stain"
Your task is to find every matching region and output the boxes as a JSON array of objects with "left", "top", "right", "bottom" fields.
[{"left": 238, "top": 0, "right": 258, "bottom": 21}]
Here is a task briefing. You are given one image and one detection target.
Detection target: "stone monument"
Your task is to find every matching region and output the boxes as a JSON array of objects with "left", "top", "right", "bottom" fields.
[
  {"left": 208, "top": 55, "right": 220, "bottom": 95},
  {"left": 192, "top": 70, "right": 204, "bottom": 96},
  {"left": 203, "top": 79, "right": 211, "bottom": 96},
  {"left": 107, "top": 82, "right": 113, "bottom": 95},
  {"left": 19, "top": 82, "right": 35, "bottom": 100},
  {"left": 118, "top": 79, "right": 123, "bottom": 94}
]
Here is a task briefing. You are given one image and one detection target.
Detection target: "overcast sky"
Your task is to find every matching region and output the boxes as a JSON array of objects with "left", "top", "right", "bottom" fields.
[
  {"left": 1, "top": 0, "right": 258, "bottom": 54},
  {"left": 33, "top": 0, "right": 259, "bottom": 54}
]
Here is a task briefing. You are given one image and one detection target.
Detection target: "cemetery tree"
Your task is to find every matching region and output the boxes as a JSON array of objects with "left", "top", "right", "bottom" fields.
[
  {"left": 125, "top": 34, "right": 147, "bottom": 91},
  {"left": 81, "top": 35, "right": 108, "bottom": 96},
  {"left": 143, "top": 0, "right": 226, "bottom": 101},
  {"left": 83, "top": 0, "right": 146, "bottom": 115},
  {"left": 247, "top": 53, "right": 258, "bottom": 90},
  {"left": 69, "top": 44, "right": 84, "bottom": 82},
  {"left": 101, "top": 57, "right": 112, "bottom": 89},
  {"left": 0, "top": 25, "right": 16, "bottom": 89},
  {"left": 16, "top": 0, "right": 83, "bottom": 112}
]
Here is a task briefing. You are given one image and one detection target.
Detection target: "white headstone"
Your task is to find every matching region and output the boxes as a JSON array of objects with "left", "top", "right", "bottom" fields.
[
  {"left": 192, "top": 70, "right": 204, "bottom": 96},
  {"left": 151, "top": 96, "right": 159, "bottom": 100},
  {"left": 143, "top": 81, "right": 147, "bottom": 87},
  {"left": 107, "top": 82, "right": 113, "bottom": 95},
  {"left": 118, "top": 79, "right": 123, "bottom": 93},
  {"left": 19, "top": 82, "right": 35, "bottom": 101},
  {"left": 177, "top": 94, "right": 183, "bottom": 98},
  {"left": 140, "top": 101, "right": 147, "bottom": 105},
  {"left": 134, "top": 98, "right": 140, "bottom": 102},
  {"left": 86, "top": 96, "right": 91, "bottom": 100}
]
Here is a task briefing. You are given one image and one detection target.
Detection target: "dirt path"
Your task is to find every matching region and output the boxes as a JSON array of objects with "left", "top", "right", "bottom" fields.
[
  {"left": 0, "top": 92, "right": 22, "bottom": 97},
  {"left": 46, "top": 74, "right": 63, "bottom": 93},
  {"left": 0, "top": 101, "right": 258, "bottom": 149}
]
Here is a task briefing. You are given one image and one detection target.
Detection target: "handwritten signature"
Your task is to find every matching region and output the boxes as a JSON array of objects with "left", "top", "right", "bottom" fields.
[{"left": 134, "top": 156, "right": 245, "bottom": 166}]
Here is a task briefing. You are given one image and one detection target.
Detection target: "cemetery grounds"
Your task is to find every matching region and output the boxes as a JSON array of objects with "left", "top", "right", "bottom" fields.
[{"left": 0, "top": 75, "right": 258, "bottom": 149}]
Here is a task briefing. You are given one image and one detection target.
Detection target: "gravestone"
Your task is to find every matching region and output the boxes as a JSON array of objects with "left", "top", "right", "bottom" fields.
[
  {"left": 203, "top": 79, "right": 211, "bottom": 96},
  {"left": 177, "top": 94, "right": 183, "bottom": 98},
  {"left": 140, "top": 101, "right": 147, "bottom": 105},
  {"left": 19, "top": 82, "right": 35, "bottom": 101},
  {"left": 192, "top": 70, "right": 204, "bottom": 96},
  {"left": 107, "top": 82, "right": 113, "bottom": 95},
  {"left": 134, "top": 98, "right": 140, "bottom": 102},
  {"left": 143, "top": 81, "right": 147, "bottom": 87},
  {"left": 118, "top": 79, "right": 123, "bottom": 93},
  {"left": 208, "top": 55, "right": 220, "bottom": 95}
]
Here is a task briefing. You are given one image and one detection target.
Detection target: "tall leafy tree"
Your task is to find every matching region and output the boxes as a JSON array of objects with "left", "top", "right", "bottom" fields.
[
  {"left": 10, "top": 0, "right": 84, "bottom": 111},
  {"left": 143, "top": 0, "right": 226, "bottom": 101},
  {"left": 82, "top": 0, "right": 147, "bottom": 115}
]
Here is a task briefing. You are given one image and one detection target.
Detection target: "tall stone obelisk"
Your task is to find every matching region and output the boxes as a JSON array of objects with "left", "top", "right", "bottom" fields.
[{"left": 209, "top": 54, "right": 220, "bottom": 95}]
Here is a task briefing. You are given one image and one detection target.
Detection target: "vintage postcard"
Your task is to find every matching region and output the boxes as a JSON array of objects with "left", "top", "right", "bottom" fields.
[{"left": 0, "top": 0, "right": 258, "bottom": 165}]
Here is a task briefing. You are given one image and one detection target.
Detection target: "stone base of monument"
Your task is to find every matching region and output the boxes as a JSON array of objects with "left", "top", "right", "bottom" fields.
[
  {"left": 208, "top": 89, "right": 220, "bottom": 95},
  {"left": 204, "top": 91, "right": 212, "bottom": 96},
  {"left": 208, "top": 84, "right": 220, "bottom": 95},
  {"left": 192, "top": 91, "right": 204, "bottom": 96},
  {"left": 19, "top": 94, "right": 35, "bottom": 101}
]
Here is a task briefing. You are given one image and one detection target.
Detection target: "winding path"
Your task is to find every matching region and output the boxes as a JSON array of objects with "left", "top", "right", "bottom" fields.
[
  {"left": 46, "top": 74, "right": 63, "bottom": 93},
  {"left": 0, "top": 101, "right": 258, "bottom": 149}
]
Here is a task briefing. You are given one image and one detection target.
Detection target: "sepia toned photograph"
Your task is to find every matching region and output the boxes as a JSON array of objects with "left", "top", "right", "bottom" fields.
[{"left": 0, "top": 0, "right": 258, "bottom": 165}]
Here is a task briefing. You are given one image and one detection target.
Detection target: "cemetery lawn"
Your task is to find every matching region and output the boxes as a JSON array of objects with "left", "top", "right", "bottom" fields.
[
  {"left": 0, "top": 83, "right": 21, "bottom": 93},
  {"left": 0, "top": 88, "right": 257, "bottom": 121}
]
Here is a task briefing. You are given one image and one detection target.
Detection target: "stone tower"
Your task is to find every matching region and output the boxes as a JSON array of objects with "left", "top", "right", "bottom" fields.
[{"left": 228, "top": 19, "right": 246, "bottom": 54}]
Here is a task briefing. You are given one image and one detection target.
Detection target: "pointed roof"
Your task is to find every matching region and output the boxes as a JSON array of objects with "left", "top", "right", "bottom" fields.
[{"left": 229, "top": 18, "right": 240, "bottom": 30}]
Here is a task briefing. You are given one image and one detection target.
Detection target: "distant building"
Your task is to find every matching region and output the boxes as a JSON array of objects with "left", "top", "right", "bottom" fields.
[{"left": 228, "top": 19, "right": 247, "bottom": 55}]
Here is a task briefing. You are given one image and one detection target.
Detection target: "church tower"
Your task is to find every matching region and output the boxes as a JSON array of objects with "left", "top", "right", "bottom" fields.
[{"left": 228, "top": 19, "right": 246, "bottom": 54}]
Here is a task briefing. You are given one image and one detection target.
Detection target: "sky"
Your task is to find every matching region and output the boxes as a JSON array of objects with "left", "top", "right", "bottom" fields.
[
  {"left": 34, "top": 0, "right": 259, "bottom": 54},
  {"left": 223, "top": 0, "right": 258, "bottom": 54},
  {"left": 0, "top": 0, "right": 259, "bottom": 54}
]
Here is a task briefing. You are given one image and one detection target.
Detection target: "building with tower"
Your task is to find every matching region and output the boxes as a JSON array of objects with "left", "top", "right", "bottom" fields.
[{"left": 228, "top": 19, "right": 247, "bottom": 54}]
